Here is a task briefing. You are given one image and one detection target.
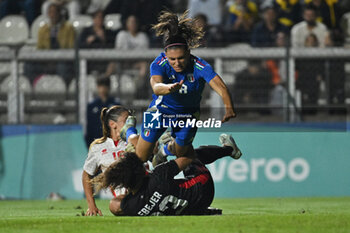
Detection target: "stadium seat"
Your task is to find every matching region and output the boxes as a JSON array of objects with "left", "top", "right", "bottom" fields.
[
  {"left": 34, "top": 75, "right": 66, "bottom": 94},
  {"left": 28, "top": 15, "right": 48, "bottom": 44},
  {"left": 0, "top": 75, "right": 32, "bottom": 93},
  {"left": 109, "top": 74, "right": 119, "bottom": 93},
  {"left": 70, "top": 15, "right": 93, "bottom": 35},
  {"left": 68, "top": 75, "right": 97, "bottom": 94},
  {"left": 224, "top": 43, "right": 250, "bottom": 74},
  {"left": 0, "top": 15, "right": 29, "bottom": 46},
  {"left": 119, "top": 74, "right": 136, "bottom": 95},
  {"left": 0, "top": 62, "right": 11, "bottom": 78},
  {"left": 221, "top": 73, "right": 235, "bottom": 86},
  {"left": 104, "top": 14, "right": 122, "bottom": 30},
  {"left": 341, "top": 12, "right": 350, "bottom": 45}
]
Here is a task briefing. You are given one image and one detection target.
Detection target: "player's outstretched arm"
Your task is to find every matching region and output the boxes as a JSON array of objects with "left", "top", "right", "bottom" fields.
[
  {"left": 151, "top": 75, "right": 184, "bottom": 95},
  {"left": 209, "top": 75, "right": 236, "bottom": 122},
  {"left": 82, "top": 171, "right": 103, "bottom": 216}
]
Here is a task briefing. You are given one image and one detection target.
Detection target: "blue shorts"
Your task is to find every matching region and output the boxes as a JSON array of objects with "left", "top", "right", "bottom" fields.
[{"left": 141, "top": 109, "right": 199, "bottom": 146}]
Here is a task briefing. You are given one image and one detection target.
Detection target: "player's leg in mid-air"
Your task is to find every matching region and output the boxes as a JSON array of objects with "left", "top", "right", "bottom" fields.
[{"left": 153, "top": 133, "right": 242, "bottom": 166}]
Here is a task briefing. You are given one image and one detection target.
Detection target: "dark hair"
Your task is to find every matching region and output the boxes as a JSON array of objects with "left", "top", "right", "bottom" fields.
[
  {"left": 152, "top": 11, "right": 204, "bottom": 50},
  {"left": 305, "top": 33, "right": 319, "bottom": 46},
  {"left": 48, "top": 2, "right": 60, "bottom": 11},
  {"left": 91, "top": 152, "right": 146, "bottom": 193},
  {"left": 96, "top": 76, "right": 111, "bottom": 88},
  {"left": 90, "top": 105, "right": 129, "bottom": 147},
  {"left": 92, "top": 10, "right": 105, "bottom": 19},
  {"left": 304, "top": 4, "right": 318, "bottom": 13}
]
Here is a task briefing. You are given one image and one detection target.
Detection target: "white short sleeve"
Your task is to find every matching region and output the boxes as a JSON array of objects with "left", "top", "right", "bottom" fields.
[{"left": 83, "top": 148, "right": 98, "bottom": 176}]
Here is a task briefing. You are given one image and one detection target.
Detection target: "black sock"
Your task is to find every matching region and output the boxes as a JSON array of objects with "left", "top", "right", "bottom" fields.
[{"left": 194, "top": 145, "right": 233, "bottom": 165}]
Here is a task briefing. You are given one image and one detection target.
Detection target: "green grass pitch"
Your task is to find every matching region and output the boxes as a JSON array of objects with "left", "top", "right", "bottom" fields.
[{"left": 1, "top": 197, "right": 349, "bottom": 233}]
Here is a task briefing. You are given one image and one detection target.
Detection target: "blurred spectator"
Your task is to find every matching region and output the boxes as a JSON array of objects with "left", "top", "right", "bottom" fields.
[
  {"left": 304, "top": 0, "right": 341, "bottom": 30},
  {"left": 25, "top": 2, "right": 75, "bottom": 86},
  {"left": 324, "top": 31, "right": 345, "bottom": 112},
  {"left": 267, "top": 32, "right": 288, "bottom": 110},
  {"left": 79, "top": 10, "right": 116, "bottom": 49},
  {"left": 37, "top": 2, "right": 75, "bottom": 49},
  {"left": 194, "top": 13, "right": 225, "bottom": 47},
  {"left": 85, "top": 76, "right": 120, "bottom": 148},
  {"left": 273, "top": 0, "right": 302, "bottom": 28},
  {"left": 104, "top": 0, "right": 171, "bottom": 32},
  {"left": 79, "top": 10, "right": 117, "bottom": 77},
  {"left": 0, "top": 0, "right": 43, "bottom": 25},
  {"left": 108, "top": 15, "right": 150, "bottom": 99},
  {"left": 115, "top": 15, "right": 149, "bottom": 50},
  {"left": 233, "top": 60, "right": 273, "bottom": 106},
  {"left": 296, "top": 33, "right": 323, "bottom": 114},
  {"left": 42, "top": 0, "right": 80, "bottom": 20},
  {"left": 225, "top": 0, "right": 258, "bottom": 43},
  {"left": 188, "top": 0, "right": 223, "bottom": 26},
  {"left": 291, "top": 5, "right": 328, "bottom": 47},
  {"left": 251, "top": 5, "right": 289, "bottom": 47},
  {"left": 304, "top": 0, "right": 343, "bottom": 45}
]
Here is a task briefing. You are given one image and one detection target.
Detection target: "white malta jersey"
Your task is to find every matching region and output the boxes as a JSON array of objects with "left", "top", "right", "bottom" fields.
[{"left": 83, "top": 137, "right": 127, "bottom": 196}]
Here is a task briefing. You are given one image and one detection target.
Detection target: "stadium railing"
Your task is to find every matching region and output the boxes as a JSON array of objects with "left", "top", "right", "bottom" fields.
[{"left": 0, "top": 47, "right": 349, "bottom": 127}]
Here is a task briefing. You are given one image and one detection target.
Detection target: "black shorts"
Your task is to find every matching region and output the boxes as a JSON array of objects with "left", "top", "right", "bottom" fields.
[{"left": 180, "top": 160, "right": 215, "bottom": 215}]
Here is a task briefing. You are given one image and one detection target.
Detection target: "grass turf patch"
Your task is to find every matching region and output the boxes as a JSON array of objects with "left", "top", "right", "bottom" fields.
[{"left": 0, "top": 197, "right": 349, "bottom": 233}]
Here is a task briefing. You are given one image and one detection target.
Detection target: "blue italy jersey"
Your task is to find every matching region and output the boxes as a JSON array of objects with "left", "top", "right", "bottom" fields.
[{"left": 149, "top": 52, "right": 217, "bottom": 114}]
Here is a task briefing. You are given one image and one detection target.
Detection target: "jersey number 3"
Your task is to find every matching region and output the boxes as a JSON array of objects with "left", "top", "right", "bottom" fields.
[{"left": 178, "top": 84, "right": 188, "bottom": 94}]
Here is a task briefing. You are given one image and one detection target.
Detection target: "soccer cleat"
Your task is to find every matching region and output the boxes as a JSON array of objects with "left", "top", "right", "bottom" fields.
[
  {"left": 203, "top": 207, "right": 222, "bottom": 215},
  {"left": 152, "top": 132, "right": 173, "bottom": 167},
  {"left": 120, "top": 115, "right": 136, "bottom": 141},
  {"left": 219, "top": 133, "right": 242, "bottom": 159}
]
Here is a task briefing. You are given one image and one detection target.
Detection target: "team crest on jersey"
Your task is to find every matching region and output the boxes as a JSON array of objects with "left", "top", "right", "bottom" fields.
[
  {"left": 169, "top": 75, "right": 176, "bottom": 80},
  {"left": 144, "top": 129, "right": 151, "bottom": 137},
  {"left": 187, "top": 74, "right": 195, "bottom": 82},
  {"left": 102, "top": 149, "right": 107, "bottom": 155}
]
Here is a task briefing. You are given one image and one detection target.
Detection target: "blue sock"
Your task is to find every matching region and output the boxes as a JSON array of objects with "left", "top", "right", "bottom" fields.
[
  {"left": 126, "top": 127, "right": 138, "bottom": 143},
  {"left": 163, "top": 144, "right": 174, "bottom": 156}
]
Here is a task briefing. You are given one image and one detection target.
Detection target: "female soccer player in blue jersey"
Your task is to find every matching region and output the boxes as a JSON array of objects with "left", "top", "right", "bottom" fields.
[{"left": 135, "top": 11, "right": 236, "bottom": 161}]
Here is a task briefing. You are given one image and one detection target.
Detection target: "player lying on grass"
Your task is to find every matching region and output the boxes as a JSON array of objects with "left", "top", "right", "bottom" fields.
[
  {"left": 82, "top": 105, "right": 139, "bottom": 216},
  {"left": 91, "top": 135, "right": 242, "bottom": 216}
]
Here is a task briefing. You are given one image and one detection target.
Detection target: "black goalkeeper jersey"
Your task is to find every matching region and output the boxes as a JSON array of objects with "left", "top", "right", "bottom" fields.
[{"left": 120, "top": 160, "right": 214, "bottom": 216}]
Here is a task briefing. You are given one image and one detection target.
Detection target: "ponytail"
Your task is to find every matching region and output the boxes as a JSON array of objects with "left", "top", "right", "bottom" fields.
[{"left": 89, "top": 105, "right": 129, "bottom": 149}]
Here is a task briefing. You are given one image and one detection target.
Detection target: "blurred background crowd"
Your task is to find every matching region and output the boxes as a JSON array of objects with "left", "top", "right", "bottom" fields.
[
  {"left": 0, "top": 0, "right": 349, "bottom": 128},
  {"left": 1, "top": 0, "right": 350, "bottom": 47}
]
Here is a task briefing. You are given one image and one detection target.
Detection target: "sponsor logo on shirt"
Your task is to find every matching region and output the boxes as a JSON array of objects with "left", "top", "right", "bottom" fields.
[{"left": 102, "top": 149, "right": 107, "bottom": 155}]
